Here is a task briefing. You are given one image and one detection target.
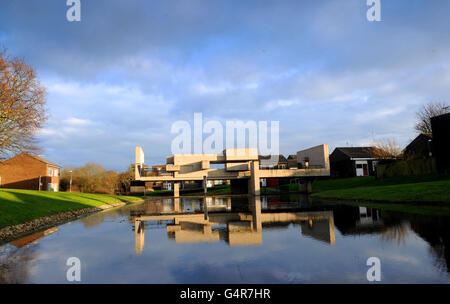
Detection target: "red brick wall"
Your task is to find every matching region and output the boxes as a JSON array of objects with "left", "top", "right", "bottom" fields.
[{"left": 0, "top": 154, "right": 60, "bottom": 191}]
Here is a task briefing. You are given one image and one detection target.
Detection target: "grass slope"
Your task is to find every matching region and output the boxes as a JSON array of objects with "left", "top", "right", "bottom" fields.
[
  {"left": 0, "top": 189, "right": 142, "bottom": 229},
  {"left": 312, "top": 175, "right": 450, "bottom": 203}
]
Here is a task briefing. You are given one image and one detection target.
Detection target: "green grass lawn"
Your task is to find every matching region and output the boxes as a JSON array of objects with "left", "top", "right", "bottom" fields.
[
  {"left": 312, "top": 174, "right": 449, "bottom": 192},
  {"left": 0, "top": 189, "right": 142, "bottom": 229},
  {"left": 312, "top": 175, "right": 450, "bottom": 203}
]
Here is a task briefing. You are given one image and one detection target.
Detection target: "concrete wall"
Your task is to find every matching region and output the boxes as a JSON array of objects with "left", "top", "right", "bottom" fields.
[
  {"left": 135, "top": 146, "right": 145, "bottom": 165},
  {"left": 297, "top": 144, "right": 330, "bottom": 170}
]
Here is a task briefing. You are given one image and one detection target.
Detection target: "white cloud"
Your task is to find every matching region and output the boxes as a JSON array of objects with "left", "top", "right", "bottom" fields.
[{"left": 63, "top": 117, "right": 92, "bottom": 127}]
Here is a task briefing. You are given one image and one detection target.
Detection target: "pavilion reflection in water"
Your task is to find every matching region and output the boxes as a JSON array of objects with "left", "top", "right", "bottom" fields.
[{"left": 131, "top": 196, "right": 335, "bottom": 255}]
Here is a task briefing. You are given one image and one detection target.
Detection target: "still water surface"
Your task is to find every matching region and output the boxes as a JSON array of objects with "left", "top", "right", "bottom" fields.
[{"left": 1, "top": 195, "right": 450, "bottom": 283}]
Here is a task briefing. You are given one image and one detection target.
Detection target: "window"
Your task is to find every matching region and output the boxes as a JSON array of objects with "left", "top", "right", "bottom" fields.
[
  {"left": 48, "top": 168, "right": 53, "bottom": 176},
  {"left": 356, "top": 164, "right": 363, "bottom": 169},
  {"left": 54, "top": 169, "right": 58, "bottom": 177}
]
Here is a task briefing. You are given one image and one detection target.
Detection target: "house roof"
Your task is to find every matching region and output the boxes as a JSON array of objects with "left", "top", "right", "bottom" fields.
[
  {"left": 287, "top": 154, "right": 297, "bottom": 160},
  {"left": 258, "top": 155, "right": 288, "bottom": 163},
  {"left": 333, "top": 147, "right": 375, "bottom": 159},
  {"left": 21, "top": 153, "right": 62, "bottom": 168},
  {"left": 404, "top": 133, "right": 432, "bottom": 154}
]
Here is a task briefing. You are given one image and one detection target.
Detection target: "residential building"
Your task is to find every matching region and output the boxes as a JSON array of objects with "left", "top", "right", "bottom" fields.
[
  {"left": 431, "top": 113, "right": 450, "bottom": 174},
  {"left": 0, "top": 153, "right": 61, "bottom": 191},
  {"left": 403, "top": 133, "right": 433, "bottom": 159},
  {"left": 287, "top": 155, "right": 298, "bottom": 169},
  {"left": 258, "top": 155, "right": 288, "bottom": 169},
  {"left": 330, "top": 147, "right": 377, "bottom": 178}
]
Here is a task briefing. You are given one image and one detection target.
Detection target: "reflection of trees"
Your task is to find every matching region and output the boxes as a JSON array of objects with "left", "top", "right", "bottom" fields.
[
  {"left": 332, "top": 204, "right": 450, "bottom": 272},
  {"left": 380, "top": 222, "right": 410, "bottom": 246},
  {"left": 79, "top": 212, "right": 107, "bottom": 228},
  {"left": 377, "top": 212, "right": 409, "bottom": 246},
  {"left": 0, "top": 245, "right": 36, "bottom": 283},
  {"left": 79, "top": 204, "right": 136, "bottom": 228},
  {"left": 429, "top": 244, "right": 448, "bottom": 273},
  {"left": 408, "top": 215, "right": 450, "bottom": 273}
]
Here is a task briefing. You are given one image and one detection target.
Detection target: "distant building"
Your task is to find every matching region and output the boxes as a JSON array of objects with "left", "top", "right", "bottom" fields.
[
  {"left": 330, "top": 147, "right": 377, "bottom": 177},
  {"left": 0, "top": 153, "right": 61, "bottom": 191},
  {"left": 287, "top": 155, "right": 298, "bottom": 169},
  {"left": 403, "top": 133, "right": 433, "bottom": 159},
  {"left": 258, "top": 155, "right": 289, "bottom": 188},
  {"left": 258, "top": 155, "right": 288, "bottom": 169},
  {"left": 431, "top": 113, "right": 450, "bottom": 174}
]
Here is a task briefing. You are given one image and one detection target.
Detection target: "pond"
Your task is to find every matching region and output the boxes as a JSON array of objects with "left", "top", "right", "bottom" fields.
[{"left": 1, "top": 195, "right": 449, "bottom": 283}]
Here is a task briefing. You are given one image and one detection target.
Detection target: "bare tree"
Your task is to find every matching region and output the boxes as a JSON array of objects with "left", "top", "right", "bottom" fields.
[
  {"left": 0, "top": 51, "right": 47, "bottom": 157},
  {"left": 415, "top": 101, "right": 450, "bottom": 133}
]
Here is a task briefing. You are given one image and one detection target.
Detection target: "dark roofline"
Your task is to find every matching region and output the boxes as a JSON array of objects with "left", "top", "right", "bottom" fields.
[
  {"left": 333, "top": 147, "right": 376, "bottom": 159},
  {"left": 403, "top": 133, "right": 432, "bottom": 153}
]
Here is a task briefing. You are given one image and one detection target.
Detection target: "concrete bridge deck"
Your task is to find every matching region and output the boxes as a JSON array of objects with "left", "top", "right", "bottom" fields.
[{"left": 134, "top": 145, "right": 330, "bottom": 196}]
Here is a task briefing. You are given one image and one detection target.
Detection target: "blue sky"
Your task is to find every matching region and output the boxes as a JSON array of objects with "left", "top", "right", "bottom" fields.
[{"left": 1, "top": 0, "right": 450, "bottom": 170}]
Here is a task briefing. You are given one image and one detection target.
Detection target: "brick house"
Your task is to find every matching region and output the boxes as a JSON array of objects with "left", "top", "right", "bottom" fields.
[{"left": 0, "top": 153, "right": 61, "bottom": 191}]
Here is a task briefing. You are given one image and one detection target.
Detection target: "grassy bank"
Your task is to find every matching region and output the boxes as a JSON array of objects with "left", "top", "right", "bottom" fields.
[
  {"left": 0, "top": 189, "right": 142, "bottom": 229},
  {"left": 311, "top": 175, "right": 450, "bottom": 203}
]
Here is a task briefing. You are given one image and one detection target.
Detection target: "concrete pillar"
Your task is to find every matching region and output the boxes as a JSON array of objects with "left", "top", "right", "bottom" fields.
[
  {"left": 203, "top": 224, "right": 212, "bottom": 234},
  {"left": 202, "top": 196, "right": 208, "bottom": 220},
  {"left": 299, "top": 180, "right": 312, "bottom": 194},
  {"left": 203, "top": 176, "right": 207, "bottom": 194},
  {"left": 173, "top": 197, "right": 180, "bottom": 213},
  {"left": 248, "top": 161, "right": 260, "bottom": 196},
  {"left": 135, "top": 220, "right": 145, "bottom": 255},
  {"left": 251, "top": 196, "right": 262, "bottom": 231},
  {"left": 173, "top": 182, "right": 180, "bottom": 197},
  {"left": 329, "top": 216, "right": 336, "bottom": 245}
]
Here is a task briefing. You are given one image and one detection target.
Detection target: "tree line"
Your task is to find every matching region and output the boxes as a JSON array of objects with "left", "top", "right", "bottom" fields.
[{"left": 59, "top": 163, "right": 134, "bottom": 194}]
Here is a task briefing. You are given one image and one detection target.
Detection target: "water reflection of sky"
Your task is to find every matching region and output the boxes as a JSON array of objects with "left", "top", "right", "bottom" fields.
[{"left": 1, "top": 196, "right": 450, "bottom": 284}]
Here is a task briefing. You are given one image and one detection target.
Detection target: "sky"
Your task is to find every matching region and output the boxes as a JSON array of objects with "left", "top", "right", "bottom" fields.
[{"left": 1, "top": 0, "right": 450, "bottom": 171}]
